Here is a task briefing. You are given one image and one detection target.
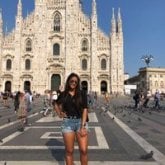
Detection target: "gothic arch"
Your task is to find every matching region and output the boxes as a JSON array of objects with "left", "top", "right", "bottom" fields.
[
  {"left": 51, "top": 74, "right": 61, "bottom": 91},
  {"left": 25, "top": 38, "right": 32, "bottom": 52},
  {"left": 53, "top": 11, "right": 62, "bottom": 32},
  {"left": 81, "top": 38, "right": 89, "bottom": 52},
  {"left": 101, "top": 58, "right": 107, "bottom": 70},
  {"left": 53, "top": 43, "right": 60, "bottom": 55},
  {"left": 24, "top": 81, "right": 31, "bottom": 92},
  {"left": 6, "top": 59, "right": 12, "bottom": 70},
  {"left": 81, "top": 59, "right": 88, "bottom": 70},
  {"left": 25, "top": 59, "right": 31, "bottom": 70},
  {"left": 4, "top": 54, "right": 14, "bottom": 59},
  {"left": 5, "top": 81, "right": 12, "bottom": 92},
  {"left": 100, "top": 81, "right": 107, "bottom": 93},
  {"left": 81, "top": 81, "right": 88, "bottom": 92}
]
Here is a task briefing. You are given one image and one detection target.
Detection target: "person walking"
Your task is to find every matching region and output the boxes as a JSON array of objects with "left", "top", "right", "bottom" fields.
[
  {"left": 24, "top": 90, "right": 32, "bottom": 125},
  {"left": 14, "top": 91, "right": 21, "bottom": 113},
  {"left": 24, "top": 90, "right": 32, "bottom": 113},
  {"left": 133, "top": 90, "right": 140, "bottom": 109},
  {"left": 143, "top": 90, "right": 151, "bottom": 108},
  {"left": 51, "top": 90, "right": 58, "bottom": 117},
  {"left": 54, "top": 72, "right": 89, "bottom": 165},
  {"left": 2, "top": 91, "right": 9, "bottom": 108},
  {"left": 154, "top": 90, "right": 160, "bottom": 110},
  {"left": 17, "top": 92, "right": 27, "bottom": 131},
  {"left": 43, "top": 90, "right": 52, "bottom": 116}
]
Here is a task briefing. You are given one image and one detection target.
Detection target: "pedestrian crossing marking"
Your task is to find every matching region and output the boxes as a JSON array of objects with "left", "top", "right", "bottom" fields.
[
  {"left": 36, "top": 112, "right": 98, "bottom": 123},
  {"left": 40, "top": 131, "right": 62, "bottom": 139},
  {"left": 0, "top": 126, "right": 109, "bottom": 150}
]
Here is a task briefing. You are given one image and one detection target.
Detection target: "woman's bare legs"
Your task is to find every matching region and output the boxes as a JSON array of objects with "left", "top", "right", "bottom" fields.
[
  {"left": 76, "top": 132, "right": 88, "bottom": 165},
  {"left": 63, "top": 132, "right": 75, "bottom": 165}
]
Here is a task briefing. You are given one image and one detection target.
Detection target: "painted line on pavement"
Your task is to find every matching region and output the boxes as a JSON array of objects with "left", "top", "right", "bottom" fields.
[
  {"left": 0, "top": 112, "right": 39, "bottom": 130},
  {"left": 0, "top": 126, "right": 108, "bottom": 150},
  {"left": 0, "top": 127, "right": 30, "bottom": 146},
  {"left": 36, "top": 112, "right": 98, "bottom": 123},
  {"left": 107, "top": 111, "right": 165, "bottom": 165},
  {"left": 40, "top": 131, "right": 62, "bottom": 139}
]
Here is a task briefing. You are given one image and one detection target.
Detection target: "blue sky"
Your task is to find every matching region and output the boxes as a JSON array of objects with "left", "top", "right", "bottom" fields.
[{"left": 0, "top": 0, "right": 165, "bottom": 76}]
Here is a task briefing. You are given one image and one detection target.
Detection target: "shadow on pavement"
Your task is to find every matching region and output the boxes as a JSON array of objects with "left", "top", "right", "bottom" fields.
[{"left": 46, "top": 138, "right": 65, "bottom": 164}]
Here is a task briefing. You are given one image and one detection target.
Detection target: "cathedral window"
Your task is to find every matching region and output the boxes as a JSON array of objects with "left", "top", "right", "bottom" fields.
[
  {"left": 53, "top": 43, "right": 60, "bottom": 56},
  {"left": 82, "top": 59, "right": 87, "bottom": 70},
  {"left": 6, "top": 59, "right": 12, "bottom": 70},
  {"left": 25, "top": 59, "right": 31, "bottom": 70},
  {"left": 26, "top": 39, "right": 32, "bottom": 52},
  {"left": 54, "top": 13, "right": 61, "bottom": 32},
  {"left": 81, "top": 39, "right": 88, "bottom": 52},
  {"left": 101, "top": 59, "right": 106, "bottom": 70}
]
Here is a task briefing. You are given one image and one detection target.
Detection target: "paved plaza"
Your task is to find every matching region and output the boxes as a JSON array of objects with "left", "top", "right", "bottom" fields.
[{"left": 0, "top": 96, "right": 165, "bottom": 165}]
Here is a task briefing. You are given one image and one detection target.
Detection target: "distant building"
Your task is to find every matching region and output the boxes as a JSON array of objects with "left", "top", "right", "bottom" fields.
[
  {"left": 0, "top": 0, "right": 124, "bottom": 94},
  {"left": 125, "top": 67, "right": 165, "bottom": 94},
  {"left": 138, "top": 67, "right": 165, "bottom": 94}
]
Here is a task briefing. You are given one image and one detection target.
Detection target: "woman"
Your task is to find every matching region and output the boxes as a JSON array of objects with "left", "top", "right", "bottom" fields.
[
  {"left": 14, "top": 91, "right": 20, "bottom": 113},
  {"left": 17, "top": 92, "right": 27, "bottom": 131},
  {"left": 55, "top": 73, "right": 89, "bottom": 165}
]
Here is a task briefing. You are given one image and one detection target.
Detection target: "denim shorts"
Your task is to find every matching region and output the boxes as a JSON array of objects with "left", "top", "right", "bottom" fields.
[{"left": 61, "top": 118, "right": 88, "bottom": 133}]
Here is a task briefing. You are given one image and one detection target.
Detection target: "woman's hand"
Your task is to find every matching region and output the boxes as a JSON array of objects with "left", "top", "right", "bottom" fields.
[
  {"left": 54, "top": 104, "right": 66, "bottom": 118},
  {"left": 79, "top": 127, "right": 88, "bottom": 137},
  {"left": 59, "top": 111, "right": 67, "bottom": 118}
]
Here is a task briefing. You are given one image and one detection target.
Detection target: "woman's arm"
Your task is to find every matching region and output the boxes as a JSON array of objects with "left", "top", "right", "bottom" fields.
[
  {"left": 81, "top": 108, "right": 88, "bottom": 128},
  {"left": 54, "top": 92, "right": 67, "bottom": 118},
  {"left": 80, "top": 90, "right": 89, "bottom": 128},
  {"left": 54, "top": 103, "right": 66, "bottom": 118},
  {"left": 79, "top": 108, "right": 88, "bottom": 137}
]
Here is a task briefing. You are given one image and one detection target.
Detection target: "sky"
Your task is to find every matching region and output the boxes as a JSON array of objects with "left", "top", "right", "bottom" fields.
[{"left": 0, "top": 0, "right": 165, "bottom": 77}]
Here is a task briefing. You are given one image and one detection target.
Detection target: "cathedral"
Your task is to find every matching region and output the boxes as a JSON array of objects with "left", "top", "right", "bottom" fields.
[{"left": 0, "top": 0, "right": 124, "bottom": 95}]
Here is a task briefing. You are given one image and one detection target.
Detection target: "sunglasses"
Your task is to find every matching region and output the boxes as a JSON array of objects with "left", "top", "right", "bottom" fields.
[{"left": 69, "top": 80, "right": 78, "bottom": 85}]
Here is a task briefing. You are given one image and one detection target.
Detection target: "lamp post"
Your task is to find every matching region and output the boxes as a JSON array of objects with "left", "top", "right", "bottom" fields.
[
  {"left": 141, "top": 55, "right": 154, "bottom": 92},
  {"left": 141, "top": 55, "right": 154, "bottom": 67}
]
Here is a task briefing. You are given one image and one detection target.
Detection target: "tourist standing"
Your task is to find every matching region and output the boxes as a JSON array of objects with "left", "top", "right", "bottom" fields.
[{"left": 55, "top": 73, "right": 89, "bottom": 165}]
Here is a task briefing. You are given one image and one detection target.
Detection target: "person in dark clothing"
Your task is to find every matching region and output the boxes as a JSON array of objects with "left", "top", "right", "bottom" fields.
[
  {"left": 133, "top": 91, "right": 140, "bottom": 109},
  {"left": 154, "top": 90, "right": 160, "bottom": 109},
  {"left": 143, "top": 90, "right": 151, "bottom": 108},
  {"left": 2, "top": 91, "right": 9, "bottom": 107},
  {"left": 14, "top": 91, "right": 21, "bottom": 113},
  {"left": 54, "top": 73, "right": 89, "bottom": 165}
]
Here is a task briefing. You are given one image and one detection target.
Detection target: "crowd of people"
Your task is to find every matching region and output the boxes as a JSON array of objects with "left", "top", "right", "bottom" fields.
[
  {"left": 0, "top": 90, "right": 33, "bottom": 131},
  {"left": 133, "top": 89, "right": 162, "bottom": 111}
]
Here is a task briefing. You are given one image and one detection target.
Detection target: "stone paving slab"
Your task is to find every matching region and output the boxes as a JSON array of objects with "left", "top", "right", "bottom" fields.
[{"left": 0, "top": 161, "right": 159, "bottom": 165}]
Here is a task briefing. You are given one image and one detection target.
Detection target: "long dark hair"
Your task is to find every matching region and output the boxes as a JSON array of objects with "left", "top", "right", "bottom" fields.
[{"left": 64, "top": 73, "right": 82, "bottom": 110}]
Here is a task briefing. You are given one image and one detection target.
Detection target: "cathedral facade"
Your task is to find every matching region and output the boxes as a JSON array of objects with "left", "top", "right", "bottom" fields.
[{"left": 0, "top": 0, "right": 124, "bottom": 95}]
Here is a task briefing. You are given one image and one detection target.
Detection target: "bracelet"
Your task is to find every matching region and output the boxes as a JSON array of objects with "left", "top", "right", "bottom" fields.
[{"left": 81, "top": 123, "right": 86, "bottom": 128}]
